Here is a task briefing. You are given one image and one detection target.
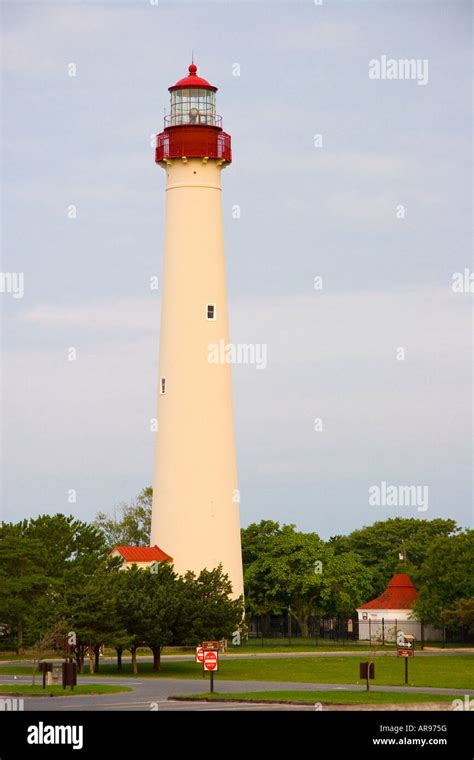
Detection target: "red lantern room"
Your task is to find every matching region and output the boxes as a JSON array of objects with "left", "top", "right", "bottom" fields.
[{"left": 155, "top": 64, "right": 232, "bottom": 165}]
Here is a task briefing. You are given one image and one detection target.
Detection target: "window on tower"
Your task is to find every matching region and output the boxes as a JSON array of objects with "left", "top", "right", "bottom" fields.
[
  {"left": 160, "top": 377, "right": 166, "bottom": 394},
  {"left": 206, "top": 303, "right": 216, "bottom": 320}
]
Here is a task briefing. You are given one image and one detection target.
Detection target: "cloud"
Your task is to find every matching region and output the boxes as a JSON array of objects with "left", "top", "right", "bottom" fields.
[
  {"left": 22, "top": 298, "right": 160, "bottom": 331},
  {"left": 20, "top": 286, "right": 471, "bottom": 360}
]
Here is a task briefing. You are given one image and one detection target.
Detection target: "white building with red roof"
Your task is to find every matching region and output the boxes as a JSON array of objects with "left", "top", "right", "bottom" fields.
[
  {"left": 356, "top": 573, "right": 440, "bottom": 642},
  {"left": 111, "top": 545, "right": 173, "bottom": 571}
]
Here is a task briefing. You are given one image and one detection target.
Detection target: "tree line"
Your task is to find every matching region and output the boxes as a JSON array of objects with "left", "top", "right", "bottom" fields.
[
  {"left": 1, "top": 488, "right": 472, "bottom": 662},
  {"left": 0, "top": 513, "right": 242, "bottom": 672},
  {"left": 242, "top": 518, "right": 473, "bottom": 638},
  {"left": 95, "top": 488, "right": 473, "bottom": 638}
]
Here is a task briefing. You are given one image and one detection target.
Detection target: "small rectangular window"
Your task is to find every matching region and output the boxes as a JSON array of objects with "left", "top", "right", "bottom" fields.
[
  {"left": 206, "top": 303, "right": 216, "bottom": 320},
  {"left": 160, "top": 377, "right": 166, "bottom": 394}
]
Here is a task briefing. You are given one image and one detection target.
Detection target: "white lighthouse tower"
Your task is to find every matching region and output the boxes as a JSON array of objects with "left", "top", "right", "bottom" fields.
[{"left": 150, "top": 63, "right": 244, "bottom": 600}]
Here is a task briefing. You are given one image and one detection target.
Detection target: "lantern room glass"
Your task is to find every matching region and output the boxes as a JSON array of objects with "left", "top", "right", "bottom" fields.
[{"left": 170, "top": 88, "right": 217, "bottom": 126}]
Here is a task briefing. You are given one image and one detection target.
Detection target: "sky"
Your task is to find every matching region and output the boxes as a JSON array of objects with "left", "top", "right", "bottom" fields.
[{"left": 1, "top": 0, "right": 472, "bottom": 539}]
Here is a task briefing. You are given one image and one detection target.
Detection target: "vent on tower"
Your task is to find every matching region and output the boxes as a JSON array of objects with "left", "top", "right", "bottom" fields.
[
  {"left": 206, "top": 303, "right": 216, "bottom": 320},
  {"left": 160, "top": 377, "right": 166, "bottom": 394}
]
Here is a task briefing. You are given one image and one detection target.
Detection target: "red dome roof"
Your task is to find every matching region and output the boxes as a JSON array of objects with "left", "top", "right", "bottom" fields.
[
  {"left": 169, "top": 63, "right": 217, "bottom": 92},
  {"left": 358, "top": 574, "right": 418, "bottom": 610}
]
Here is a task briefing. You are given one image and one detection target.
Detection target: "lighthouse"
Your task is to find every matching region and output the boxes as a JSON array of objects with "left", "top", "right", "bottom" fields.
[{"left": 150, "top": 63, "right": 244, "bottom": 600}]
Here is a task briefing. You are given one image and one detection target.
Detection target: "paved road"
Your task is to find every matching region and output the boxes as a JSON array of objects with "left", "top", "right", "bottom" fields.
[
  {"left": 0, "top": 673, "right": 471, "bottom": 711},
  {"left": 1, "top": 652, "right": 471, "bottom": 712}
]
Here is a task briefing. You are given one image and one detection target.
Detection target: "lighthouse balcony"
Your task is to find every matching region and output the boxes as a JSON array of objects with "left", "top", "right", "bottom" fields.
[{"left": 155, "top": 126, "right": 232, "bottom": 164}]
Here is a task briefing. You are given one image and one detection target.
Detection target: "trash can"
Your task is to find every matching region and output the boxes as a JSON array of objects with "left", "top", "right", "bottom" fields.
[{"left": 62, "top": 661, "right": 77, "bottom": 689}]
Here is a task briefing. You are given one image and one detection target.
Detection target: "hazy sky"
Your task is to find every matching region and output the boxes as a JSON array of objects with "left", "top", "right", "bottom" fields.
[{"left": 1, "top": 0, "right": 472, "bottom": 538}]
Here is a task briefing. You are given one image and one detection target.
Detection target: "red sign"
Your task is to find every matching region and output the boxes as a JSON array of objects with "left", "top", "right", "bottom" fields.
[
  {"left": 195, "top": 646, "right": 204, "bottom": 663},
  {"left": 203, "top": 650, "right": 218, "bottom": 672},
  {"left": 397, "top": 649, "right": 414, "bottom": 657}
]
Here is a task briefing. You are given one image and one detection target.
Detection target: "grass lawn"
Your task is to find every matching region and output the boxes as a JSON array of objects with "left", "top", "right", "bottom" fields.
[
  {"left": 233, "top": 642, "right": 397, "bottom": 653},
  {"left": 173, "top": 690, "right": 461, "bottom": 705},
  {"left": 0, "top": 684, "right": 131, "bottom": 697},
  {"left": 1, "top": 642, "right": 470, "bottom": 661},
  {"left": 1, "top": 654, "right": 472, "bottom": 689},
  {"left": 235, "top": 638, "right": 397, "bottom": 651}
]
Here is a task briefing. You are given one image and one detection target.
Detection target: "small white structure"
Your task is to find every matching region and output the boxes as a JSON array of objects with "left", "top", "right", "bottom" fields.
[{"left": 356, "top": 573, "right": 440, "bottom": 642}]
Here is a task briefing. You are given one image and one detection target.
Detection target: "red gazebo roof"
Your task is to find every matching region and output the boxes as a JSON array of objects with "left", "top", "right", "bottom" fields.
[
  {"left": 359, "top": 573, "right": 418, "bottom": 610},
  {"left": 113, "top": 545, "right": 173, "bottom": 563}
]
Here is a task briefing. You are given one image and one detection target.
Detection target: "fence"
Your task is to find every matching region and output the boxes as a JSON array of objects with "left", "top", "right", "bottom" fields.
[
  {"left": 246, "top": 615, "right": 468, "bottom": 647},
  {"left": 247, "top": 615, "right": 359, "bottom": 646}
]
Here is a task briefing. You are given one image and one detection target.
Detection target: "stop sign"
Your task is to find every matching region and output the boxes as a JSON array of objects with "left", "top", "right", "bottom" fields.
[
  {"left": 203, "top": 650, "right": 218, "bottom": 672},
  {"left": 195, "top": 646, "right": 204, "bottom": 663}
]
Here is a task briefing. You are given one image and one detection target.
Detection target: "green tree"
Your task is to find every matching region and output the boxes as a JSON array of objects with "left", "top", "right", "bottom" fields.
[
  {"left": 61, "top": 566, "right": 126, "bottom": 673},
  {"left": 243, "top": 523, "right": 373, "bottom": 636},
  {"left": 0, "top": 530, "right": 49, "bottom": 652},
  {"left": 241, "top": 521, "right": 288, "bottom": 634},
  {"left": 335, "top": 518, "right": 459, "bottom": 597},
  {"left": 142, "top": 562, "right": 180, "bottom": 670},
  {"left": 413, "top": 530, "right": 474, "bottom": 626},
  {"left": 321, "top": 551, "right": 374, "bottom": 617},
  {"left": 175, "top": 566, "right": 244, "bottom": 645},
  {"left": 0, "top": 515, "right": 110, "bottom": 651},
  {"left": 114, "top": 565, "right": 167, "bottom": 675},
  {"left": 441, "top": 599, "right": 474, "bottom": 637},
  {"left": 20, "top": 514, "right": 108, "bottom": 579},
  {"left": 94, "top": 487, "right": 152, "bottom": 548},
  {"left": 244, "top": 525, "right": 323, "bottom": 633},
  {"left": 0, "top": 514, "right": 114, "bottom": 650},
  {"left": 241, "top": 520, "right": 283, "bottom": 566}
]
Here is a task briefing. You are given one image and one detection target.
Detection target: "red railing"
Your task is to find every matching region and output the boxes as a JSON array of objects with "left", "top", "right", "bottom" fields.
[{"left": 155, "top": 128, "right": 232, "bottom": 164}]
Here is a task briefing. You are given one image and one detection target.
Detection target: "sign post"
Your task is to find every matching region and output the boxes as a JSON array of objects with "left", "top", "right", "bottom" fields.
[
  {"left": 396, "top": 630, "right": 415, "bottom": 684},
  {"left": 38, "top": 662, "right": 53, "bottom": 690},
  {"left": 195, "top": 646, "right": 205, "bottom": 663},
  {"left": 359, "top": 661, "right": 375, "bottom": 691},
  {"left": 196, "top": 646, "right": 205, "bottom": 678},
  {"left": 203, "top": 650, "right": 218, "bottom": 693}
]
